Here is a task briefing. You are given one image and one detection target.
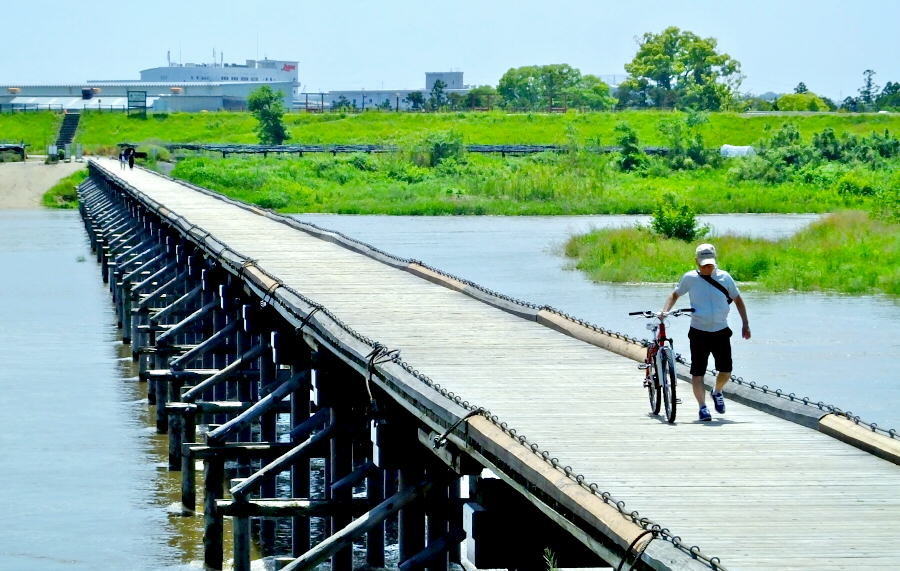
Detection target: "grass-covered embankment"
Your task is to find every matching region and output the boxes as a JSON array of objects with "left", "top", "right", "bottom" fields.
[
  {"left": 0, "top": 112, "right": 60, "bottom": 152},
  {"left": 564, "top": 210, "right": 900, "bottom": 295},
  {"left": 41, "top": 169, "right": 88, "bottom": 209},
  {"left": 170, "top": 152, "right": 878, "bottom": 215},
  {"left": 71, "top": 109, "right": 900, "bottom": 151}
]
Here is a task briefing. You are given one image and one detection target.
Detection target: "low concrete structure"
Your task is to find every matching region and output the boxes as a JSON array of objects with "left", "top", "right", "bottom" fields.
[{"left": 0, "top": 81, "right": 293, "bottom": 112}]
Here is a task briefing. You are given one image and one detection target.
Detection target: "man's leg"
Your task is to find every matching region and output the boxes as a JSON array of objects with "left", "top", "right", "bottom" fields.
[
  {"left": 714, "top": 371, "right": 731, "bottom": 393},
  {"left": 692, "top": 375, "right": 707, "bottom": 406}
]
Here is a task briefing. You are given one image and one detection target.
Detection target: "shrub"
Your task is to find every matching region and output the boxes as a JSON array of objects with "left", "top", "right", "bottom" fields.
[
  {"left": 255, "top": 190, "right": 290, "bottom": 210},
  {"left": 835, "top": 169, "right": 880, "bottom": 196},
  {"left": 650, "top": 193, "right": 709, "bottom": 241},
  {"left": 614, "top": 122, "right": 645, "bottom": 171},
  {"left": 412, "top": 130, "right": 465, "bottom": 167}
]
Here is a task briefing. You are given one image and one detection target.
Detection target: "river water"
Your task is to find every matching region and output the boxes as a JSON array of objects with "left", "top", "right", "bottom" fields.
[
  {"left": 295, "top": 213, "right": 900, "bottom": 430},
  {"left": 0, "top": 209, "right": 897, "bottom": 569}
]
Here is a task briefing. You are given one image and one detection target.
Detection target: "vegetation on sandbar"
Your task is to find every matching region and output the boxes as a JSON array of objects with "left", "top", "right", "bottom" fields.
[{"left": 41, "top": 169, "right": 87, "bottom": 209}]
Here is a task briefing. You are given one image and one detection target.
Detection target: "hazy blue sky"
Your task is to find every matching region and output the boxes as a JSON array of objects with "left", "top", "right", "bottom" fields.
[{"left": 2, "top": 0, "right": 897, "bottom": 100}]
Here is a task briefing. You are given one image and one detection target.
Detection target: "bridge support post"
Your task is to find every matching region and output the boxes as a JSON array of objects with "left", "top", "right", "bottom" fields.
[{"left": 204, "top": 456, "right": 225, "bottom": 570}]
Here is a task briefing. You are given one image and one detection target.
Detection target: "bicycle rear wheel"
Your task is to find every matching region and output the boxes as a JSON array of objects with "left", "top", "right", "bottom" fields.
[{"left": 659, "top": 347, "right": 677, "bottom": 423}]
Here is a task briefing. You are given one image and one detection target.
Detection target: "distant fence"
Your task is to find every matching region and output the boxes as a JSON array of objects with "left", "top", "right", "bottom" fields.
[
  {"left": 132, "top": 142, "right": 671, "bottom": 157},
  {"left": 0, "top": 104, "right": 128, "bottom": 114}
]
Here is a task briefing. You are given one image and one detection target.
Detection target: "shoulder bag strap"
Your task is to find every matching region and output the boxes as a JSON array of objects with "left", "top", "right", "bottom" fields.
[{"left": 696, "top": 271, "right": 733, "bottom": 304}]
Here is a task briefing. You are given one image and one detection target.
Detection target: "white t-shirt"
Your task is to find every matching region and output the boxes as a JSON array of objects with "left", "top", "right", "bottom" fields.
[{"left": 673, "top": 268, "right": 741, "bottom": 332}]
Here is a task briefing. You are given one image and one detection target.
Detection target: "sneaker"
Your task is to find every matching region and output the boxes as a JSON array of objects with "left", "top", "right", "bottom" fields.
[
  {"left": 699, "top": 405, "right": 712, "bottom": 422},
  {"left": 711, "top": 390, "right": 726, "bottom": 414}
]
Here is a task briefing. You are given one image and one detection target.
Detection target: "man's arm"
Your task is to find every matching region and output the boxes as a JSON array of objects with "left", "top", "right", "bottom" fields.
[
  {"left": 734, "top": 295, "right": 751, "bottom": 339},
  {"left": 662, "top": 290, "right": 679, "bottom": 314}
]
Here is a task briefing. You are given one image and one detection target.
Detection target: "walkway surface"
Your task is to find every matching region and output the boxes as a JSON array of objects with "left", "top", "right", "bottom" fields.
[{"left": 94, "top": 158, "right": 900, "bottom": 570}]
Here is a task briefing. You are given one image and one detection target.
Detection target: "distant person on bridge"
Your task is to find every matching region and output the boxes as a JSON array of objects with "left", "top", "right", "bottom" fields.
[
  {"left": 119, "top": 149, "right": 126, "bottom": 170},
  {"left": 661, "top": 243, "right": 750, "bottom": 422}
]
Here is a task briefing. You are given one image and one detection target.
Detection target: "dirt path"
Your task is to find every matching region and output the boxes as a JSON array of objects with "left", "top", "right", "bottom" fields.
[{"left": 0, "top": 159, "right": 87, "bottom": 208}]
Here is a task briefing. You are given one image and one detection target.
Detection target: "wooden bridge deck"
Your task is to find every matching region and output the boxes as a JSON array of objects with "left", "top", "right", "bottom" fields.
[{"left": 93, "top": 158, "right": 900, "bottom": 570}]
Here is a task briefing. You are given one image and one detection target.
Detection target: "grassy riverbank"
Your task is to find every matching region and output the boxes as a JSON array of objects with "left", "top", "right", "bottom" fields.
[
  {"left": 41, "top": 169, "right": 87, "bottom": 209},
  {"left": 59, "top": 109, "right": 900, "bottom": 153},
  {"left": 564, "top": 210, "right": 900, "bottom": 295},
  {"left": 0, "top": 113, "right": 60, "bottom": 152},
  {"left": 170, "top": 152, "right": 876, "bottom": 215}
]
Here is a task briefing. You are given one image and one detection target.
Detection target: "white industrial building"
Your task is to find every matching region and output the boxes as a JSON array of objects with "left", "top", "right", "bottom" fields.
[{"left": 0, "top": 55, "right": 298, "bottom": 112}]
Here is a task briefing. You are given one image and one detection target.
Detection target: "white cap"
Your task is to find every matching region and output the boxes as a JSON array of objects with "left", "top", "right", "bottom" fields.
[{"left": 695, "top": 243, "right": 717, "bottom": 266}]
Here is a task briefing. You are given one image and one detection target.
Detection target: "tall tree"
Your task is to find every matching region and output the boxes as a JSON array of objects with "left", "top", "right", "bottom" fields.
[
  {"left": 428, "top": 80, "right": 448, "bottom": 111},
  {"left": 622, "top": 26, "right": 741, "bottom": 110},
  {"left": 247, "top": 86, "right": 289, "bottom": 144},
  {"left": 794, "top": 82, "right": 809, "bottom": 94},
  {"left": 859, "top": 69, "right": 880, "bottom": 108}
]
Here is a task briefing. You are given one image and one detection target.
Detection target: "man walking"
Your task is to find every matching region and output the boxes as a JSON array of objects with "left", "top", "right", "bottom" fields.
[{"left": 662, "top": 244, "right": 750, "bottom": 421}]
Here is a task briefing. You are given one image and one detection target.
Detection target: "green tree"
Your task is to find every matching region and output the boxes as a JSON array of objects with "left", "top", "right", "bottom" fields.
[
  {"left": 464, "top": 85, "right": 497, "bottom": 109},
  {"left": 497, "top": 64, "right": 582, "bottom": 110},
  {"left": 563, "top": 75, "right": 617, "bottom": 110},
  {"left": 794, "top": 82, "right": 809, "bottom": 94},
  {"left": 404, "top": 91, "right": 425, "bottom": 111},
  {"left": 859, "top": 69, "right": 879, "bottom": 108},
  {"left": 775, "top": 92, "right": 829, "bottom": 111},
  {"left": 247, "top": 85, "right": 289, "bottom": 144},
  {"left": 614, "top": 122, "right": 646, "bottom": 171},
  {"left": 878, "top": 81, "right": 900, "bottom": 110},
  {"left": 428, "top": 80, "right": 448, "bottom": 111},
  {"left": 623, "top": 26, "right": 742, "bottom": 110}
]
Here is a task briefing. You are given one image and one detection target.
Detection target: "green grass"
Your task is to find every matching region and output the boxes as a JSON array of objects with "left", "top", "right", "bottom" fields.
[
  {"left": 0, "top": 112, "right": 60, "bottom": 152},
  {"left": 42, "top": 168, "right": 88, "bottom": 209},
  {"left": 564, "top": 210, "right": 900, "bottom": 295},
  {"left": 169, "top": 152, "right": 873, "bottom": 215},
  {"left": 66, "top": 110, "right": 900, "bottom": 151}
]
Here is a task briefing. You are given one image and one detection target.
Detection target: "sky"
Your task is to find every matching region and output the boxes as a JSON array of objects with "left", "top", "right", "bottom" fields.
[{"left": 2, "top": 0, "right": 898, "bottom": 100}]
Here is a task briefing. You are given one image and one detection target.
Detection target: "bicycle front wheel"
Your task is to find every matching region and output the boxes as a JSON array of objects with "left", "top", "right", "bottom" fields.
[
  {"left": 647, "top": 364, "right": 661, "bottom": 415},
  {"left": 659, "top": 347, "right": 677, "bottom": 423}
]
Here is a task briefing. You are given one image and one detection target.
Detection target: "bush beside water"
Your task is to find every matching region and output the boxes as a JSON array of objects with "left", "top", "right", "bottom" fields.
[{"left": 41, "top": 169, "right": 88, "bottom": 209}]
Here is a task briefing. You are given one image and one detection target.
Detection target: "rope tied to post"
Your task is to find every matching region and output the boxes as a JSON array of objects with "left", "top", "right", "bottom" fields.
[
  {"left": 259, "top": 280, "right": 283, "bottom": 308},
  {"left": 294, "top": 307, "right": 322, "bottom": 336},
  {"left": 616, "top": 529, "right": 659, "bottom": 571},
  {"left": 365, "top": 344, "right": 401, "bottom": 418},
  {"left": 433, "top": 407, "right": 485, "bottom": 449}
]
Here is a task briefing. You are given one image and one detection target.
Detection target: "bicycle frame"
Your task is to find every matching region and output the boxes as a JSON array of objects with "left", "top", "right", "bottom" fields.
[{"left": 630, "top": 308, "right": 693, "bottom": 423}]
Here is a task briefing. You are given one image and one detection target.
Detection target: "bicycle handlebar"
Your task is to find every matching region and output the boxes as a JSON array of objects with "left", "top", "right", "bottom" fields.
[{"left": 628, "top": 308, "right": 695, "bottom": 318}]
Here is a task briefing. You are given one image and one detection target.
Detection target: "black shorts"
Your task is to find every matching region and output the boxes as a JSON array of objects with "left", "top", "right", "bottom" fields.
[{"left": 688, "top": 327, "right": 733, "bottom": 376}]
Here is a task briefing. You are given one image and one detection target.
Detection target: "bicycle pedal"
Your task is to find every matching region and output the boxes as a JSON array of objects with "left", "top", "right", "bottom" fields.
[{"left": 637, "top": 363, "right": 651, "bottom": 370}]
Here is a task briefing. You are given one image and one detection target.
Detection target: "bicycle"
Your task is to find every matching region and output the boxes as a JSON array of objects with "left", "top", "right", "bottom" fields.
[{"left": 628, "top": 308, "right": 694, "bottom": 423}]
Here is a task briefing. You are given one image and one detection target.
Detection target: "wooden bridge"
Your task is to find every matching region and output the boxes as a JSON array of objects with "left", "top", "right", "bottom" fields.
[{"left": 78, "top": 158, "right": 900, "bottom": 570}]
